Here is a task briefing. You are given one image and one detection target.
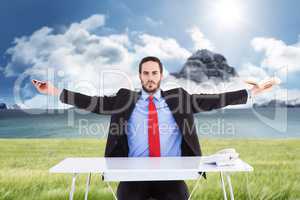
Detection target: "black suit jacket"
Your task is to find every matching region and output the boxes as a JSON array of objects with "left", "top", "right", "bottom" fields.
[{"left": 60, "top": 87, "right": 248, "bottom": 158}]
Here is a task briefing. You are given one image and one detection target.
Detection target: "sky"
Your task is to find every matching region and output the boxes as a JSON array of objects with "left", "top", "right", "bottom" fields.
[{"left": 1, "top": 0, "right": 300, "bottom": 108}]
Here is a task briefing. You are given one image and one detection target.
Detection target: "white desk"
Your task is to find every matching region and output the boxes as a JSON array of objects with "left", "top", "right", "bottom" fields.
[{"left": 50, "top": 156, "right": 253, "bottom": 200}]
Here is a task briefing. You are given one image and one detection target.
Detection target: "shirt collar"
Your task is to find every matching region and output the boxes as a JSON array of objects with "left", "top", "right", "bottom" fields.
[{"left": 141, "top": 88, "right": 161, "bottom": 101}]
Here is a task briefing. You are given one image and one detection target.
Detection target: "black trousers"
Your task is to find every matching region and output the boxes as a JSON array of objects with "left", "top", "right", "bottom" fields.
[{"left": 117, "top": 180, "right": 189, "bottom": 200}]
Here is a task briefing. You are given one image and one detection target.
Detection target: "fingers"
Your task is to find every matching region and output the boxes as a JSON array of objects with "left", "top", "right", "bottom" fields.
[
  {"left": 244, "top": 80, "right": 258, "bottom": 86},
  {"left": 263, "top": 83, "right": 273, "bottom": 89},
  {"left": 265, "top": 80, "right": 274, "bottom": 85},
  {"left": 32, "top": 79, "right": 46, "bottom": 87},
  {"left": 262, "top": 78, "right": 281, "bottom": 87}
]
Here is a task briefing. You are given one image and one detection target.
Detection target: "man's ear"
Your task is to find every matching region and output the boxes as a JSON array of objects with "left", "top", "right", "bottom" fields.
[{"left": 138, "top": 73, "right": 142, "bottom": 81}]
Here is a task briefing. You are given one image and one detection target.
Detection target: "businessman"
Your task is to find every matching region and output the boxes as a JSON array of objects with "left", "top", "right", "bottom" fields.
[{"left": 32, "top": 56, "right": 275, "bottom": 200}]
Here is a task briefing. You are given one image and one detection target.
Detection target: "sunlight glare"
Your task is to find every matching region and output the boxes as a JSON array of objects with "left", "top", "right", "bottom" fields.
[{"left": 212, "top": 0, "right": 244, "bottom": 29}]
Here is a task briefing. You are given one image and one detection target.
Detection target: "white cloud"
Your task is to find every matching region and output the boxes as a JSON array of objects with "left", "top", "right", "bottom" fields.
[
  {"left": 3, "top": 14, "right": 194, "bottom": 108},
  {"left": 236, "top": 62, "right": 291, "bottom": 105},
  {"left": 5, "top": 14, "right": 299, "bottom": 109},
  {"left": 133, "top": 34, "right": 191, "bottom": 60},
  {"left": 75, "top": 15, "right": 106, "bottom": 31},
  {"left": 20, "top": 94, "right": 69, "bottom": 109},
  {"left": 251, "top": 36, "right": 300, "bottom": 72},
  {"left": 233, "top": 36, "right": 300, "bottom": 105},
  {"left": 238, "top": 62, "right": 270, "bottom": 82},
  {"left": 187, "top": 26, "right": 215, "bottom": 51}
]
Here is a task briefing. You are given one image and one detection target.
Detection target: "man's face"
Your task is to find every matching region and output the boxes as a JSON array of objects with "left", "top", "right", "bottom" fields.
[{"left": 139, "top": 61, "right": 163, "bottom": 93}]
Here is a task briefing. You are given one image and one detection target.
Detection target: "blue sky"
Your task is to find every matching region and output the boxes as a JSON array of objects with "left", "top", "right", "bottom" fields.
[{"left": 1, "top": 0, "right": 300, "bottom": 108}]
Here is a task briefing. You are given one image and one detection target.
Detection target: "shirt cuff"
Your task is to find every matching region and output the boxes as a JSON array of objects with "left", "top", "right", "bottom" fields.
[{"left": 246, "top": 89, "right": 253, "bottom": 103}]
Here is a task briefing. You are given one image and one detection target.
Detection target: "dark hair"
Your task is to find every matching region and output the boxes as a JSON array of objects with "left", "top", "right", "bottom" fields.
[{"left": 138, "top": 56, "right": 163, "bottom": 74}]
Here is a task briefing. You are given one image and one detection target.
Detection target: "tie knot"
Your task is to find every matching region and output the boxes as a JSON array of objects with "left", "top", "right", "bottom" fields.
[{"left": 149, "top": 95, "right": 154, "bottom": 101}]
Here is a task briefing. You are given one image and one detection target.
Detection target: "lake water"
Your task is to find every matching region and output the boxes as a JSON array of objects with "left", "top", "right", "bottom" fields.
[{"left": 0, "top": 108, "right": 299, "bottom": 138}]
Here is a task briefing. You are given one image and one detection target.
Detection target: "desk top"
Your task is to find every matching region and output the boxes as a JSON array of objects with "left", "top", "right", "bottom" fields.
[{"left": 50, "top": 157, "right": 253, "bottom": 182}]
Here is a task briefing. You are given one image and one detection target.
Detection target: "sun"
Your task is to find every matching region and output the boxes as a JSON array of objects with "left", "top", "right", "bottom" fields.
[{"left": 212, "top": 0, "right": 244, "bottom": 29}]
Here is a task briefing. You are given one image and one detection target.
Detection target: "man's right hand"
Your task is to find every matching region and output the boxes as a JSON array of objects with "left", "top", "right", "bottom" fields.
[{"left": 31, "top": 79, "right": 61, "bottom": 96}]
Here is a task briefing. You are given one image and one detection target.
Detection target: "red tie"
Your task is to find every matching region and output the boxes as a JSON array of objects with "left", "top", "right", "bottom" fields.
[{"left": 148, "top": 95, "right": 161, "bottom": 157}]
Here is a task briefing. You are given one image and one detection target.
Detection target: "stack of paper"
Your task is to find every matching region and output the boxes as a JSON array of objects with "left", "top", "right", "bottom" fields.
[{"left": 201, "top": 148, "right": 239, "bottom": 166}]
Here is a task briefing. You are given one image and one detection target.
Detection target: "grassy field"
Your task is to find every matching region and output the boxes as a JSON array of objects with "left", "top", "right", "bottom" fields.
[{"left": 0, "top": 139, "right": 299, "bottom": 200}]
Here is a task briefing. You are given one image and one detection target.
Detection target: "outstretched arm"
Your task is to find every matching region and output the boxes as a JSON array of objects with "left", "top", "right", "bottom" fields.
[
  {"left": 190, "top": 78, "right": 279, "bottom": 113},
  {"left": 190, "top": 89, "right": 248, "bottom": 113},
  {"left": 32, "top": 79, "right": 117, "bottom": 115},
  {"left": 59, "top": 89, "right": 117, "bottom": 114}
]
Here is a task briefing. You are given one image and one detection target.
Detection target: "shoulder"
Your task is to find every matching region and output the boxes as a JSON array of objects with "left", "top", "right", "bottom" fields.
[
  {"left": 165, "top": 87, "right": 187, "bottom": 93},
  {"left": 164, "top": 87, "right": 189, "bottom": 95},
  {"left": 116, "top": 88, "right": 136, "bottom": 95}
]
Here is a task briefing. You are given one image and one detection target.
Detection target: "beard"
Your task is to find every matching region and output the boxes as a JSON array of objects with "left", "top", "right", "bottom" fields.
[{"left": 142, "top": 80, "right": 161, "bottom": 93}]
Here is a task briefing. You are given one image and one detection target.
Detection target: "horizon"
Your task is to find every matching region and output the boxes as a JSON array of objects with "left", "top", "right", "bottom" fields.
[{"left": 1, "top": 0, "right": 300, "bottom": 109}]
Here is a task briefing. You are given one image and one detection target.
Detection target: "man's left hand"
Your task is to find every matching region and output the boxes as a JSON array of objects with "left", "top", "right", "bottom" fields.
[{"left": 245, "top": 77, "right": 281, "bottom": 96}]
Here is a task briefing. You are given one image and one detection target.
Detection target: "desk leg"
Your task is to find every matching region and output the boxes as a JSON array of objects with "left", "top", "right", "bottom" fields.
[
  {"left": 220, "top": 172, "right": 228, "bottom": 200},
  {"left": 69, "top": 173, "right": 77, "bottom": 200},
  {"left": 225, "top": 173, "right": 234, "bottom": 200},
  {"left": 105, "top": 182, "right": 118, "bottom": 200},
  {"left": 102, "top": 174, "right": 118, "bottom": 200},
  {"left": 84, "top": 173, "right": 91, "bottom": 200},
  {"left": 188, "top": 172, "right": 204, "bottom": 200}
]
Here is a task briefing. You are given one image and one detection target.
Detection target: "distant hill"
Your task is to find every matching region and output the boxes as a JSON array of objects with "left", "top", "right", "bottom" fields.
[
  {"left": 254, "top": 100, "right": 300, "bottom": 108},
  {"left": 11, "top": 104, "right": 21, "bottom": 110},
  {"left": 0, "top": 103, "right": 8, "bottom": 110}
]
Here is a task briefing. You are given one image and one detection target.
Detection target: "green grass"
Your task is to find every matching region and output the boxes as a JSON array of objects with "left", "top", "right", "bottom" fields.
[{"left": 0, "top": 139, "right": 299, "bottom": 200}]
